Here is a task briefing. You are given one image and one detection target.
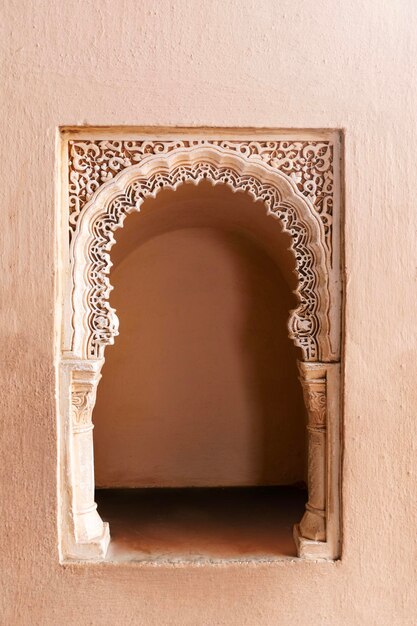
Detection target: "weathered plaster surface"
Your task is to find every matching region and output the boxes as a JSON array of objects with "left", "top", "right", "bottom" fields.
[{"left": 1, "top": 0, "right": 417, "bottom": 624}]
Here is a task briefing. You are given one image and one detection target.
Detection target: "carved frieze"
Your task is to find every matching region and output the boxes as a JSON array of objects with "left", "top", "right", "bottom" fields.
[
  {"left": 74, "top": 152, "right": 329, "bottom": 361},
  {"left": 68, "top": 139, "right": 334, "bottom": 252}
]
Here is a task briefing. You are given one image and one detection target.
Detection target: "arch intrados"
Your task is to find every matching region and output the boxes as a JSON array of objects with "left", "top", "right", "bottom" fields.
[
  {"left": 71, "top": 146, "right": 330, "bottom": 362},
  {"left": 108, "top": 179, "right": 298, "bottom": 296}
]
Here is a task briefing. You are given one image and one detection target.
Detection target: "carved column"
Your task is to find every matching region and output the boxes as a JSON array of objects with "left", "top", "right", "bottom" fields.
[
  {"left": 70, "top": 364, "right": 110, "bottom": 556},
  {"left": 298, "top": 361, "right": 328, "bottom": 542}
]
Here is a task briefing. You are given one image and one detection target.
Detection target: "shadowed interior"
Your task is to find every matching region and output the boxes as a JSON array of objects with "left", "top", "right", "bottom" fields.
[
  {"left": 93, "top": 181, "right": 307, "bottom": 488},
  {"left": 96, "top": 486, "right": 307, "bottom": 562}
]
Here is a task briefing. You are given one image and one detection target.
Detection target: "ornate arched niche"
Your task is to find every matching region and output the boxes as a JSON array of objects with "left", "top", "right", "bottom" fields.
[{"left": 58, "top": 134, "right": 342, "bottom": 562}]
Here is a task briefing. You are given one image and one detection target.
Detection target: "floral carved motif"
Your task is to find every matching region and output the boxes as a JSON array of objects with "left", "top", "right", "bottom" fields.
[
  {"left": 71, "top": 383, "right": 97, "bottom": 425},
  {"left": 68, "top": 139, "right": 334, "bottom": 251},
  {"left": 83, "top": 158, "right": 325, "bottom": 362},
  {"left": 302, "top": 388, "right": 327, "bottom": 428}
]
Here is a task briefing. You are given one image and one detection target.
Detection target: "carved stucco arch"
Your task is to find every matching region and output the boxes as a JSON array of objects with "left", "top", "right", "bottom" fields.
[
  {"left": 71, "top": 146, "right": 330, "bottom": 363},
  {"left": 61, "top": 144, "right": 341, "bottom": 562}
]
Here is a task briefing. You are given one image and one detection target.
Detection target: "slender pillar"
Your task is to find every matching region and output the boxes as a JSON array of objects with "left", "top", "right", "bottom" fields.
[
  {"left": 298, "top": 361, "right": 327, "bottom": 542},
  {"left": 70, "top": 364, "right": 110, "bottom": 557}
]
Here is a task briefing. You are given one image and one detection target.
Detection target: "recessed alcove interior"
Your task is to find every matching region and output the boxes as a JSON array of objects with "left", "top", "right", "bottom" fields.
[{"left": 92, "top": 180, "right": 308, "bottom": 561}]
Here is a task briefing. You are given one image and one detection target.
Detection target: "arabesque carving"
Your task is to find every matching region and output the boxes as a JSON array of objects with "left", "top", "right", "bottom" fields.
[
  {"left": 81, "top": 154, "right": 328, "bottom": 362},
  {"left": 68, "top": 139, "right": 334, "bottom": 252},
  {"left": 60, "top": 133, "right": 341, "bottom": 562},
  {"left": 72, "top": 386, "right": 96, "bottom": 425}
]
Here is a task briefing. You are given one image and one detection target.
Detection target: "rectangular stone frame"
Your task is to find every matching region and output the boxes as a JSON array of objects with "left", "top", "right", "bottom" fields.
[{"left": 57, "top": 127, "right": 343, "bottom": 562}]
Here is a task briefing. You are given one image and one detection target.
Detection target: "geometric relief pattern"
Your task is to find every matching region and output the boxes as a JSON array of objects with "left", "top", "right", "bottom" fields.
[
  {"left": 69, "top": 139, "right": 333, "bottom": 252},
  {"left": 86, "top": 160, "right": 323, "bottom": 362},
  {"left": 62, "top": 135, "right": 341, "bottom": 561}
]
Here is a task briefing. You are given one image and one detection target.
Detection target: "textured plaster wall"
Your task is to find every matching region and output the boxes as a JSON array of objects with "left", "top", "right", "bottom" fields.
[{"left": 1, "top": 1, "right": 417, "bottom": 624}]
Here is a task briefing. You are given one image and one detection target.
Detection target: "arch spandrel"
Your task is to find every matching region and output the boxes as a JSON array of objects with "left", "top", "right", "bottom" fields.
[{"left": 70, "top": 146, "right": 331, "bottom": 363}]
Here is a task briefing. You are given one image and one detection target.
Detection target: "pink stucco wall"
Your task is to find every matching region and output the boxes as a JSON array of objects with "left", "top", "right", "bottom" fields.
[{"left": 2, "top": 1, "right": 417, "bottom": 624}]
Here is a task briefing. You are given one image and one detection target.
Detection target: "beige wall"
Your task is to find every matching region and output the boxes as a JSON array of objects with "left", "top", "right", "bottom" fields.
[
  {"left": 93, "top": 183, "right": 306, "bottom": 488},
  {"left": 2, "top": 1, "right": 417, "bottom": 624}
]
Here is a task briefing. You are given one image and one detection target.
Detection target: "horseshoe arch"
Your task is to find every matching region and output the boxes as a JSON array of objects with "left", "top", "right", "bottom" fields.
[{"left": 59, "top": 144, "right": 341, "bottom": 561}]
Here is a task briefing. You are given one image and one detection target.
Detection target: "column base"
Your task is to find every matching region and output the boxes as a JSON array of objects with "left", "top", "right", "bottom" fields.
[
  {"left": 293, "top": 524, "right": 332, "bottom": 560},
  {"left": 299, "top": 507, "right": 326, "bottom": 541},
  {"left": 65, "top": 522, "right": 110, "bottom": 561}
]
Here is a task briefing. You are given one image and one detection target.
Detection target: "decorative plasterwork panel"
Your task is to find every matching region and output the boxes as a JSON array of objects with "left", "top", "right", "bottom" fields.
[
  {"left": 70, "top": 147, "right": 331, "bottom": 363},
  {"left": 68, "top": 140, "right": 334, "bottom": 253},
  {"left": 60, "top": 129, "right": 342, "bottom": 562}
]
